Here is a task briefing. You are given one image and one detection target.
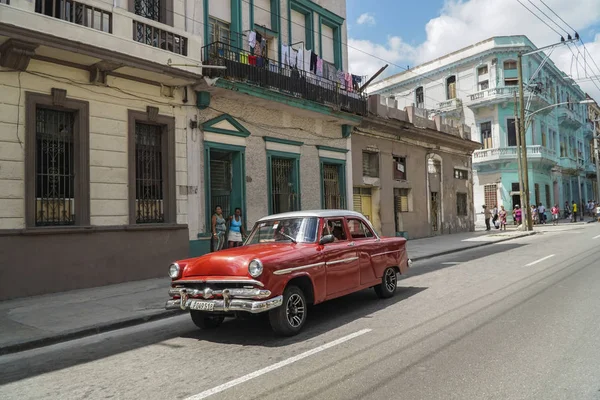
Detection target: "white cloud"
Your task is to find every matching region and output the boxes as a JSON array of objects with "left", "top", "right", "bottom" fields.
[
  {"left": 348, "top": 0, "right": 600, "bottom": 100},
  {"left": 356, "top": 12, "right": 376, "bottom": 26}
]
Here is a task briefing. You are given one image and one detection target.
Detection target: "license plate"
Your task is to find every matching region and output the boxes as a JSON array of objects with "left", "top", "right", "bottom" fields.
[{"left": 189, "top": 300, "right": 215, "bottom": 311}]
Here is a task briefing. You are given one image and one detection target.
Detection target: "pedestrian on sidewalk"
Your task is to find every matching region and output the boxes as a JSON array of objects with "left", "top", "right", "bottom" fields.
[
  {"left": 483, "top": 205, "right": 491, "bottom": 231},
  {"left": 564, "top": 201, "right": 571, "bottom": 220},
  {"left": 538, "top": 203, "right": 546, "bottom": 224},
  {"left": 531, "top": 205, "right": 539, "bottom": 225},
  {"left": 572, "top": 201, "right": 578, "bottom": 222},
  {"left": 551, "top": 204, "right": 560, "bottom": 225},
  {"left": 211, "top": 205, "right": 227, "bottom": 251},
  {"left": 499, "top": 205, "right": 508, "bottom": 231},
  {"left": 513, "top": 205, "right": 522, "bottom": 226},
  {"left": 492, "top": 204, "right": 499, "bottom": 229},
  {"left": 227, "top": 207, "right": 246, "bottom": 248}
]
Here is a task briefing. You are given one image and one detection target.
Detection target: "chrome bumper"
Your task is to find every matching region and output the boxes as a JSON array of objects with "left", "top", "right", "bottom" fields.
[{"left": 165, "top": 296, "right": 283, "bottom": 313}]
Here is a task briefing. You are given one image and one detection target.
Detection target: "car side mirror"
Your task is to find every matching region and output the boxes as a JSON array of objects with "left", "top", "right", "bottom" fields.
[{"left": 319, "top": 234, "right": 335, "bottom": 245}]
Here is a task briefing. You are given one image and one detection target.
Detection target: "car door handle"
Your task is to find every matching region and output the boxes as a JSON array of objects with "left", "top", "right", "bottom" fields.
[{"left": 347, "top": 242, "right": 355, "bottom": 247}]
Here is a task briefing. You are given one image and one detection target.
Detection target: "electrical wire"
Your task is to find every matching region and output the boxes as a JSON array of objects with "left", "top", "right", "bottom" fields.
[
  {"left": 538, "top": 0, "right": 577, "bottom": 33},
  {"left": 517, "top": 0, "right": 563, "bottom": 37},
  {"left": 15, "top": 71, "right": 23, "bottom": 149},
  {"left": 525, "top": 0, "right": 569, "bottom": 37}
]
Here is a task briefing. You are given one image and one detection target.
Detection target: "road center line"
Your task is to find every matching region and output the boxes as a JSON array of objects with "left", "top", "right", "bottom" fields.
[
  {"left": 441, "top": 262, "right": 460, "bottom": 265},
  {"left": 593, "top": 234, "right": 600, "bottom": 240},
  {"left": 525, "top": 254, "right": 555, "bottom": 267},
  {"left": 185, "top": 328, "right": 372, "bottom": 400}
]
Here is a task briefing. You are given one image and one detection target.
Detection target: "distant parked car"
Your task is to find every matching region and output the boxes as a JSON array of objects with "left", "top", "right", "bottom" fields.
[{"left": 165, "top": 210, "right": 411, "bottom": 336}]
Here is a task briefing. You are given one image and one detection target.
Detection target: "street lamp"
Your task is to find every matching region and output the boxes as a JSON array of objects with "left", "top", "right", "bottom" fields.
[{"left": 525, "top": 100, "right": 594, "bottom": 128}]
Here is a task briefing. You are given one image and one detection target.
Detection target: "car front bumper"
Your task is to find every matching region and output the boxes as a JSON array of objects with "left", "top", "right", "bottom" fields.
[{"left": 165, "top": 295, "right": 283, "bottom": 313}]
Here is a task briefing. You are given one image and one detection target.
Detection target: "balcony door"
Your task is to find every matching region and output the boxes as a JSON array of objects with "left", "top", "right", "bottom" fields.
[{"left": 507, "top": 118, "right": 517, "bottom": 147}]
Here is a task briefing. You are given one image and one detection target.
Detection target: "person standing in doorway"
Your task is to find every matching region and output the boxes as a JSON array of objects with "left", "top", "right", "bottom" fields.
[
  {"left": 572, "top": 201, "right": 578, "bottom": 222},
  {"left": 483, "top": 205, "right": 491, "bottom": 231},
  {"left": 499, "top": 205, "right": 508, "bottom": 231},
  {"left": 227, "top": 207, "right": 246, "bottom": 248},
  {"left": 551, "top": 204, "right": 560, "bottom": 225},
  {"left": 211, "top": 205, "right": 227, "bottom": 251}
]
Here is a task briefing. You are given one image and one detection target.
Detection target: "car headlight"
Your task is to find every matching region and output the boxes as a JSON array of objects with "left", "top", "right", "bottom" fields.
[
  {"left": 168, "top": 263, "right": 181, "bottom": 279},
  {"left": 248, "top": 259, "right": 263, "bottom": 278}
]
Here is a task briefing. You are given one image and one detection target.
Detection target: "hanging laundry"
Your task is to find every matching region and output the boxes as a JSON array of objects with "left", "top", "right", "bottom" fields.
[
  {"left": 249, "top": 55, "right": 257, "bottom": 66},
  {"left": 344, "top": 72, "right": 352, "bottom": 92},
  {"left": 304, "top": 48, "right": 311, "bottom": 72},
  {"left": 269, "top": 60, "right": 278, "bottom": 73},
  {"left": 240, "top": 52, "right": 249, "bottom": 64},
  {"left": 257, "top": 57, "right": 264, "bottom": 68},
  {"left": 281, "top": 44, "right": 290, "bottom": 67},
  {"left": 296, "top": 48, "right": 304, "bottom": 72},
  {"left": 336, "top": 70, "right": 346, "bottom": 88},
  {"left": 248, "top": 31, "right": 257, "bottom": 50},
  {"left": 352, "top": 74, "right": 362, "bottom": 91},
  {"left": 255, "top": 32, "right": 263, "bottom": 56},
  {"left": 316, "top": 57, "right": 323, "bottom": 77},
  {"left": 290, "top": 48, "right": 298, "bottom": 68},
  {"left": 310, "top": 51, "right": 318, "bottom": 73}
]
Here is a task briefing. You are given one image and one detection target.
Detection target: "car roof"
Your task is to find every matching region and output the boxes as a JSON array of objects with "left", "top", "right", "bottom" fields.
[{"left": 257, "top": 210, "right": 366, "bottom": 222}]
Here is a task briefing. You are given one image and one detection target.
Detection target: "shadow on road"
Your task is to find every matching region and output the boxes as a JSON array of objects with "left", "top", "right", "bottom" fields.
[{"left": 0, "top": 286, "right": 426, "bottom": 386}]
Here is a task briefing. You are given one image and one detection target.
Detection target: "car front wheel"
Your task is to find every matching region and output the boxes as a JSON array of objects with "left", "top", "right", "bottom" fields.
[
  {"left": 190, "top": 311, "right": 225, "bottom": 329},
  {"left": 269, "top": 286, "right": 307, "bottom": 336},
  {"left": 374, "top": 267, "right": 398, "bottom": 299}
]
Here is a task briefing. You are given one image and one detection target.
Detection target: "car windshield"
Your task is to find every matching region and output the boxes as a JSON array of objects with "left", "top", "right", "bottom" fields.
[{"left": 245, "top": 217, "right": 319, "bottom": 244}]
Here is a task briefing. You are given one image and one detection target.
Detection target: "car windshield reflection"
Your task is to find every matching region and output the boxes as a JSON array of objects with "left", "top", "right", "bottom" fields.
[{"left": 246, "top": 217, "right": 319, "bottom": 244}]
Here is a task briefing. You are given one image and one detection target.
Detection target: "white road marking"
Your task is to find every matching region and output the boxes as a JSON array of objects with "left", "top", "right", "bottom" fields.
[
  {"left": 593, "top": 234, "right": 600, "bottom": 239},
  {"left": 525, "top": 254, "right": 555, "bottom": 267},
  {"left": 441, "top": 262, "right": 460, "bottom": 265},
  {"left": 185, "top": 328, "right": 372, "bottom": 400}
]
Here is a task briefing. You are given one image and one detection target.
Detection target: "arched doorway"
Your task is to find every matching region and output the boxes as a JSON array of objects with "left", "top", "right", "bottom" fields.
[{"left": 427, "top": 153, "right": 443, "bottom": 235}]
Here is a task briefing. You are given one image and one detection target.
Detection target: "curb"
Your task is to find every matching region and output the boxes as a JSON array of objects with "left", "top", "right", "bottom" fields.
[
  {"left": 0, "top": 309, "right": 184, "bottom": 356},
  {"left": 410, "top": 231, "right": 537, "bottom": 262}
]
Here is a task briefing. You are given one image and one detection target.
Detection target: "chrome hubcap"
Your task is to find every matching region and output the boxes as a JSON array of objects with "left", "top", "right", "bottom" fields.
[
  {"left": 385, "top": 269, "right": 397, "bottom": 292},
  {"left": 286, "top": 294, "right": 305, "bottom": 328}
]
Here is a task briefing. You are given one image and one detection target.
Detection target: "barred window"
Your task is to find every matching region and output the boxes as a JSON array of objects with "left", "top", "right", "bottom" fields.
[
  {"left": 135, "top": 122, "right": 164, "bottom": 223},
  {"left": 484, "top": 185, "right": 497, "bottom": 208},
  {"left": 270, "top": 157, "right": 299, "bottom": 214},
  {"left": 394, "top": 188, "right": 410, "bottom": 213},
  {"left": 454, "top": 168, "right": 468, "bottom": 180},
  {"left": 362, "top": 151, "right": 379, "bottom": 177},
  {"left": 35, "top": 108, "right": 76, "bottom": 226},
  {"left": 457, "top": 192, "right": 468, "bottom": 216},
  {"left": 393, "top": 156, "right": 406, "bottom": 180},
  {"left": 134, "top": 0, "right": 161, "bottom": 21}
]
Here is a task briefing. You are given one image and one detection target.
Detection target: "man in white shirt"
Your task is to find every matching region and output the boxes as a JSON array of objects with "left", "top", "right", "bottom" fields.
[{"left": 538, "top": 203, "right": 546, "bottom": 224}]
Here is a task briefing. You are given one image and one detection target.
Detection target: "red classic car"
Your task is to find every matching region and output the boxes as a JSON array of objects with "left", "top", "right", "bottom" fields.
[{"left": 165, "top": 210, "right": 411, "bottom": 336}]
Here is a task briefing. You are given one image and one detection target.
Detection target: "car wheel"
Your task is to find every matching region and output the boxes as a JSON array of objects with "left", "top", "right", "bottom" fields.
[
  {"left": 374, "top": 267, "right": 398, "bottom": 299},
  {"left": 269, "top": 286, "right": 307, "bottom": 336},
  {"left": 190, "top": 311, "right": 225, "bottom": 329}
]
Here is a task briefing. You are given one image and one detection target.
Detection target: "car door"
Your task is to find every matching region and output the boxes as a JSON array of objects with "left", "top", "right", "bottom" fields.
[
  {"left": 346, "top": 217, "right": 378, "bottom": 285},
  {"left": 322, "top": 218, "right": 360, "bottom": 297}
]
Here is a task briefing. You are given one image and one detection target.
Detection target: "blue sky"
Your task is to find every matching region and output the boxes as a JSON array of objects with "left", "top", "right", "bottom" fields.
[{"left": 345, "top": 0, "right": 600, "bottom": 99}]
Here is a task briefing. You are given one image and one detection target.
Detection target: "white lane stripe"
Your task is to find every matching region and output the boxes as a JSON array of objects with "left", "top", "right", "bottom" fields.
[
  {"left": 525, "top": 254, "right": 555, "bottom": 267},
  {"left": 593, "top": 234, "right": 600, "bottom": 239},
  {"left": 441, "top": 262, "right": 460, "bottom": 265},
  {"left": 185, "top": 328, "right": 372, "bottom": 400}
]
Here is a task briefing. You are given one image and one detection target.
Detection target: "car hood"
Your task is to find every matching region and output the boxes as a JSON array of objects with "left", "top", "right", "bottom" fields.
[{"left": 180, "top": 242, "right": 302, "bottom": 278}]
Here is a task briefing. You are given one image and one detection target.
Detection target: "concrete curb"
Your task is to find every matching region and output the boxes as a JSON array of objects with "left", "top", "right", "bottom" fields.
[
  {"left": 411, "top": 231, "right": 537, "bottom": 262},
  {"left": 0, "top": 309, "right": 184, "bottom": 356}
]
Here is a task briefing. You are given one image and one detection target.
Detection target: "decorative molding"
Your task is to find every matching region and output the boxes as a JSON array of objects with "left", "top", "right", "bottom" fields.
[
  {"left": 51, "top": 88, "right": 67, "bottom": 107},
  {"left": 201, "top": 114, "right": 251, "bottom": 137},
  {"left": 316, "top": 145, "right": 348, "bottom": 153},
  {"left": 89, "top": 61, "right": 122, "bottom": 85},
  {"left": 147, "top": 106, "right": 159, "bottom": 122},
  {"left": 0, "top": 39, "right": 37, "bottom": 71},
  {"left": 263, "top": 136, "right": 304, "bottom": 146}
]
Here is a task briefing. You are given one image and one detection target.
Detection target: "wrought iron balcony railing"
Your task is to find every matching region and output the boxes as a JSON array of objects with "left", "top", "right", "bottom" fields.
[
  {"left": 202, "top": 41, "right": 367, "bottom": 116},
  {"left": 133, "top": 19, "right": 187, "bottom": 56},
  {"left": 35, "top": 0, "right": 112, "bottom": 33}
]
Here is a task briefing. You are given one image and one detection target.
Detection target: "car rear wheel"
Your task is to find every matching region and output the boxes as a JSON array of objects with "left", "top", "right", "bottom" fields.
[
  {"left": 269, "top": 286, "right": 307, "bottom": 336},
  {"left": 190, "top": 311, "right": 225, "bottom": 329},
  {"left": 374, "top": 267, "right": 397, "bottom": 299}
]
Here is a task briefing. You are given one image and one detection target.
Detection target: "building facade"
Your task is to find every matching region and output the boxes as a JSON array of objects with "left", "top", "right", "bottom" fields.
[
  {"left": 369, "top": 36, "right": 597, "bottom": 221},
  {"left": 351, "top": 95, "right": 480, "bottom": 239},
  {"left": 587, "top": 97, "right": 600, "bottom": 201},
  {"left": 0, "top": 0, "right": 365, "bottom": 299}
]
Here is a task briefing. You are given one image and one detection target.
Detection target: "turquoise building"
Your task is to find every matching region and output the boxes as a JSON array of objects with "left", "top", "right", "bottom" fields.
[{"left": 369, "top": 36, "right": 597, "bottom": 219}]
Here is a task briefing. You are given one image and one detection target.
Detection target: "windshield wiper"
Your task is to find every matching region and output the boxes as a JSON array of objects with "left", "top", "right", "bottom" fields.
[{"left": 279, "top": 232, "right": 297, "bottom": 243}]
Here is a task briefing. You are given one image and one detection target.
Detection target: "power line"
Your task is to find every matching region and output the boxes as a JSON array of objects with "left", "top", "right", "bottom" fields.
[
  {"left": 538, "top": 0, "right": 577, "bottom": 33},
  {"left": 525, "top": 0, "right": 569, "bottom": 37},
  {"left": 516, "top": 0, "right": 563, "bottom": 37}
]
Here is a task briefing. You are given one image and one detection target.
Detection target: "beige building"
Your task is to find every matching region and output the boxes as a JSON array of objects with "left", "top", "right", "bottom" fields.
[
  {"left": 587, "top": 96, "right": 600, "bottom": 200},
  {"left": 0, "top": 0, "right": 365, "bottom": 299},
  {"left": 351, "top": 95, "right": 481, "bottom": 238}
]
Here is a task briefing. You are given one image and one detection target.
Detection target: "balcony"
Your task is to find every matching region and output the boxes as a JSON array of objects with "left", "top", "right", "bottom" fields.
[
  {"left": 436, "top": 98, "right": 462, "bottom": 118},
  {"left": 201, "top": 42, "right": 368, "bottom": 116},
  {"left": 465, "top": 86, "right": 519, "bottom": 110},
  {"left": 557, "top": 106, "right": 583, "bottom": 130},
  {"left": 1, "top": 0, "right": 202, "bottom": 86},
  {"left": 473, "top": 145, "right": 557, "bottom": 165},
  {"left": 583, "top": 121, "right": 595, "bottom": 139}
]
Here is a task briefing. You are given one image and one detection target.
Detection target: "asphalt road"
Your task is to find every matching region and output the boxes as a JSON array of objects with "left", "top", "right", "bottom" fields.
[{"left": 1, "top": 224, "right": 600, "bottom": 400}]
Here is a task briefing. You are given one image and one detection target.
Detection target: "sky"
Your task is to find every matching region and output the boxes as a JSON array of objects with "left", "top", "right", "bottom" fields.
[{"left": 346, "top": 0, "right": 600, "bottom": 100}]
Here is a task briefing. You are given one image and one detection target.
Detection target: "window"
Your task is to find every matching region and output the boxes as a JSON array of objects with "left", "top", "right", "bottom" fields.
[
  {"left": 131, "top": 0, "right": 172, "bottom": 25},
  {"left": 479, "top": 80, "right": 489, "bottom": 90},
  {"left": 353, "top": 187, "right": 372, "bottom": 220},
  {"left": 507, "top": 118, "right": 517, "bottom": 147},
  {"left": 511, "top": 182, "right": 520, "bottom": 192},
  {"left": 457, "top": 193, "right": 468, "bottom": 216},
  {"left": 25, "top": 90, "right": 90, "bottom": 228},
  {"left": 128, "top": 109, "right": 175, "bottom": 224},
  {"left": 209, "top": 16, "right": 231, "bottom": 44},
  {"left": 321, "top": 23, "right": 335, "bottom": 64},
  {"left": 322, "top": 162, "right": 346, "bottom": 209},
  {"left": 254, "top": 0, "right": 272, "bottom": 29},
  {"left": 541, "top": 125, "right": 547, "bottom": 147},
  {"left": 534, "top": 183, "right": 540, "bottom": 206},
  {"left": 248, "top": 217, "right": 319, "bottom": 244},
  {"left": 478, "top": 65, "right": 488, "bottom": 75},
  {"left": 545, "top": 184, "right": 551, "bottom": 207},
  {"left": 484, "top": 185, "right": 497, "bottom": 208},
  {"left": 446, "top": 75, "right": 457, "bottom": 100},
  {"left": 454, "top": 169, "right": 468, "bottom": 180},
  {"left": 480, "top": 121, "right": 492, "bottom": 149},
  {"left": 415, "top": 86, "right": 424, "bottom": 108},
  {"left": 504, "top": 78, "right": 518, "bottom": 86},
  {"left": 394, "top": 188, "right": 410, "bottom": 213},
  {"left": 347, "top": 218, "right": 374, "bottom": 239},
  {"left": 393, "top": 156, "right": 406, "bottom": 180},
  {"left": 504, "top": 60, "right": 517, "bottom": 70},
  {"left": 362, "top": 151, "right": 379, "bottom": 177},
  {"left": 322, "top": 218, "right": 347, "bottom": 241},
  {"left": 270, "top": 156, "right": 300, "bottom": 214}
]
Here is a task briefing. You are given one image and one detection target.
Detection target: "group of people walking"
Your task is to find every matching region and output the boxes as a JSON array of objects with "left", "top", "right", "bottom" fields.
[{"left": 211, "top": 205, "right": 247, "bottom": 251}]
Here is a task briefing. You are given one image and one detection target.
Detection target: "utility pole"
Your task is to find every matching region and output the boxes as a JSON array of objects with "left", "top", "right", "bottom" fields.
[
  {"left": 514, "top": 93, "right": 525, "bottom": 225},
  {"left": 596, "top": 120, "right": 600, "bottom": 203},
  {"left": 517, "top": 53, "right": 533, "bottom": 231}
]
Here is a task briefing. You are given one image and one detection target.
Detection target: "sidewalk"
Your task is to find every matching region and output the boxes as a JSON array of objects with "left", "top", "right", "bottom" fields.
[{"left": 0, "top": 228, "right": 539, "bottom": 355}]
